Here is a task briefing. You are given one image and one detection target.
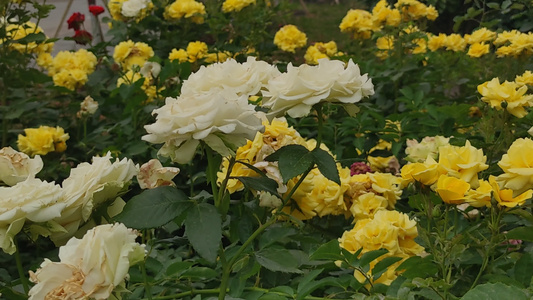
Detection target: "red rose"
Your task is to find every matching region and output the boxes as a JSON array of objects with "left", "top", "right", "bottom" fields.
[
  {"left": 67, "top": 12, "right": 85, "bottom": 31},
  {"left": 72, "top": 30, "right": 93, "bottom": 45},
  {"left": 89, "top": 5, "right": 105, "bottom": 16}
]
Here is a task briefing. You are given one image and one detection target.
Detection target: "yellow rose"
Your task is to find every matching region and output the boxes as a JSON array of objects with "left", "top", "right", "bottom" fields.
[
  {"left": 435, "top": 174, "right": 469, "bottom": 205},
  {"left": 17, "top": 126, "right": 69, "bottom": 156},
  {"left": 274, "top": 24, "right": 308, "bottom": 53},
  {"left": 186, "top": 41, "right": 208, "bottom": 62},
  {"left": 465, "top": 179, "right": 493, "bottom": 208},
  {"left": 401, "top": 156, "right": 445, "bottom": 187},
  {"left": 497, "top": 138, "right": 533, "bottom": 195},
  {"left": 467, "top": 42, "right": 490, "bottom": 58},
  {"left": 349, "top": 192, "right": 388, "bottom": 220},
  {"left": 438, "top": 140, "right": 488, "bottom": 188},
  {"left": 515, "top": 70, "right": 533, "bottom": 87},
  {"left": 490, "top": 175, "right": 533, "bottom": 208},
  {"left": 222, "top": 0, "right": 256, "bottom": 13},
  {"left": 477, "top": 78, "right": 533, "bottom": 118},
  {"left": 445, "top": 34, "right": 466, "bottom": 52}
]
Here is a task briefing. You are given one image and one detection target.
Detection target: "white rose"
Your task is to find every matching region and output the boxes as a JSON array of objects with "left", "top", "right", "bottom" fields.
[
  {"left": 0, "top": 178, "right": 65, "bottom": 254},
  {"left": 137, "top": 159, "right": 180, "bottom": 189},
  {"left": 405, "top": 135, "right": 450, "bottom": 163},
  {"left": 0, "top": 146, "right": 43, "bottom": 186},
  {"left": 329, "top": 59, "right": 374, "bottom": 103},
  {"left": 52, "top": 153, "right": 138, "bottom": 244},
  {"left": 262, "top": 59, "right": 341, "bottom": 118},
  {"left": 263, "top": 59, "right": 374, "bottom": 118},
  {"left": 121, "top": 0, "right": 149, "bottom": 17},
  {"left": 180, "top": 57, "right": 280, "bottom": 100},
  {"left": 29, "top": 223, "right": 145, "bottom": 300},
  {"left": 140, "top": 61, "right": 161, "bottom": 78},
  {"left": 143, "top": 91, "right": 264, "bottom": 164}
]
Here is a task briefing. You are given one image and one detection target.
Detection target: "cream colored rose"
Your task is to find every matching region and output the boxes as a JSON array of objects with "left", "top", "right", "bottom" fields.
[
  {"left": 51, "top": 153, "right": 138, "bottom": 245},
  {"left": 137, "top": 159, "right": 180, "bottom": 189},
  {"left": 180, "top": 57, "right": 280, "bottom": 100},
  {"left": 121, "top": 0, "right": 149, "bottom": 17},
  {"left": 0, "top": 179, "right": 65, "bottom": 254},
  {"left": 262, "top": 59, "right": 373, "bottom": 118},
  {"left": 405, "top": 135, "right": 450, "bottom": 163},
  {"left": 140, "top": 61, "right": 161, "bottom": 78},
  {"left": 0, "top": 147, "right": 43, "bottom": 186},
  {"left": 497, "top": 138, "right": 533, "bottom": 195},
  {"left": 143, "top": 92, "right": 264, "bottom": 164},
  {"left": 29, "top": 223, "right": 145, "bottom": 300}
]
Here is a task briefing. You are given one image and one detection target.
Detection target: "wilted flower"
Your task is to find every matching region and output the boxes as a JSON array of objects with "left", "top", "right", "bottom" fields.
[
  {"left": 273, "top": 24, "right": 307, "bottom": 53},
  {"left": 72, "top": 29, "right": 92, "bottom": 45},
  {"left": 28, "top": 223, "right": 145, "bottom": 300},
  {"left": 405, "top": 135, "right": 450, "bottom": 163},
  {"left": 350, "top": 162, "right": 372, "bottom": 175},
  {"left": 67, "top": 12, "right": 85, "bottom": 30},
  {"left": 17, "top": 126, "right": 70, "bottom": 156},
  {"left": 0, "top": 178, "right": 65, "bottom": 254},
  {"left": 137, "top": 159, "right": 180, "bottom": 189},
  {"left": 0, "top": 147, "right": 43, "bottom": 186},
  {"left": 77, "top": 96, "right": 99, "bottom": 118}
]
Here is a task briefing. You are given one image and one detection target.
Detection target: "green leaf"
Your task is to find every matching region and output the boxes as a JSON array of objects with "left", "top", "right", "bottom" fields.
[
  {"left": 356, "top": 249, "right": 389, "bottom": 269},
  {"left": 462, "top": 282, "right": 528, "bottom": 300},
  {"left": 309, "top": 240, "right": 344, "bottom": 261},
  {"left": 166, "top": 261, "right": 195, "bottom": 277},
  {"left": 311, "top": 148, "right": 340, "bottom": 185},
  {"left": 255, "top": 248, "right": 303, "bottom": 274},
  {"left": 180, "top": 267, "right": 219, "bottom": 280},
  {"left": 235, "top": 176, "right": 281, "bottom": 198},
  {"left": 297, "top": 269, "right": 323, "bottom": 295},
  {"left": 372, "top": 256, "right": 403, "bottom": 280},
  {"left": 185, "top": 203, "right": 222, "bottom": 263},
  {"left": 486, "top": 2, "right": 499, "bottom": 9},
  {"left": 114, "top": 186, "right": 191, "bottom": 229},
  {"left": 397, "top": 255, "right": 438, "bottom": 279},
  {"left": 514, "top": 252, "right": 533, "bottom": 287},
  {"left": 506, "top": 226, "right": 533, "bottom": 242},
  {"left": 265, "top": 145, "right": 313, "bottom": 183}
]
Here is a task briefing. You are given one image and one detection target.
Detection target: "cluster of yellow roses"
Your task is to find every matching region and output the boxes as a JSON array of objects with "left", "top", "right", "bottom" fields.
[
  {"left": 401, "top": 137, "right": 533, "bottom": 208},
  {"left": 477, "top": 71, "right": 533, "bottom": 118},
  {"left": 17, "top": 126, "right": 70, "bottom": 156},
  {"left": 340, "top": 0, "right": 438, "bottom": 40},
  {"left": 113, "top": 40, "right": 163, "bottom": 101},
  {"left": 164, "top": 0, "right": 206, "bottom": 24}
]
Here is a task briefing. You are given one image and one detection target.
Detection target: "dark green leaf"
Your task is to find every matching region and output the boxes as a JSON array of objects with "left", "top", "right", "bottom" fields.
[
  {"left": 235, "top": 176, "right": 281, "bottom": 198},
  {"left": 180, "top": 267, "right": 218, "bottom": 280},
  {"left": 114, "top": 186, "right": 191, "bottom": 229},
  {"left": 311, "top": 148, "right": 340, "bottom": 184},
  {"left": 357, "top": 249, "right": 389, "bottom": 269},
  {"left": 255, "top": 248, "right": 303, "bottom": 274},
  {"left": 166, "top": 261, "right": 195, "bottom": 276},
  {"left": 185, "top": 203, "right": 222, "bottom": 263},
  {"left": 265, "top": 144, "right": 313, "bottom": 183},
  {"left": 514, "top": 252, "right": 533, "bottom": 287},
  {"left": 309, "top": 240, "right": 343, "bottom": 261},
  {"left": 372, "top": 256, "right": 403, "bottom": 280},
  {"left": 506, "top": 226, "right": 533, "bottom": 242},
  {"left": 397, "top": 256, "right": 439, "bottom": 279},
  {"left": 462, "top": 282, "right": 528, "bottom": 300}
]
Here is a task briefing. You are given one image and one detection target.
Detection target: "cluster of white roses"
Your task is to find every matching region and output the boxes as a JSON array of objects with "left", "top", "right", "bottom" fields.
[
  {"left": 0, "top": 147, "right": 180, "bottom": 254},
  {"left": 143, "top": 57, "right": 374, "bottom": 164}
]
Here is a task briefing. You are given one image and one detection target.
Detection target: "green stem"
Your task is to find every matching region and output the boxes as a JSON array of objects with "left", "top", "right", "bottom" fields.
[
  {"left": 204, "top": 144, "right": 220, "bottom": 207},
  {"left": 14, "top": 239, "right": 29, "bottom": 294},
  {"left": 141, "top": 259, "right": 152, "bottom": 300},
  {"left": 315, "top": 103, "right": 323, "bottom": 148},
  {"left": 218, "top": 217, "right": 277, "bottom": 300}
]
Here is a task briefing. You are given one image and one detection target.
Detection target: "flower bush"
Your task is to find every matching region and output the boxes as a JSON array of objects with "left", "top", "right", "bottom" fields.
[{"left": 2, "top": 0, "right": 533, "bottom": 299}]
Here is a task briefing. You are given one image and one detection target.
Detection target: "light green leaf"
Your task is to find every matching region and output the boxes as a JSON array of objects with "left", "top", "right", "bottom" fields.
[
  {"left": 461, "top": 282, "right": 528, "bottom": 300},
  {"left": 185, "top": 203, "right": 222, "bottom": 263},
  {"left": 255, "top": 248, "right": 303, "bottom": 274},
  {"left": 114, "top": 186, "right": 191, "bottom": 229},
  {"left": 309, "top": 240, "right": 344, "bottom": 261}
]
